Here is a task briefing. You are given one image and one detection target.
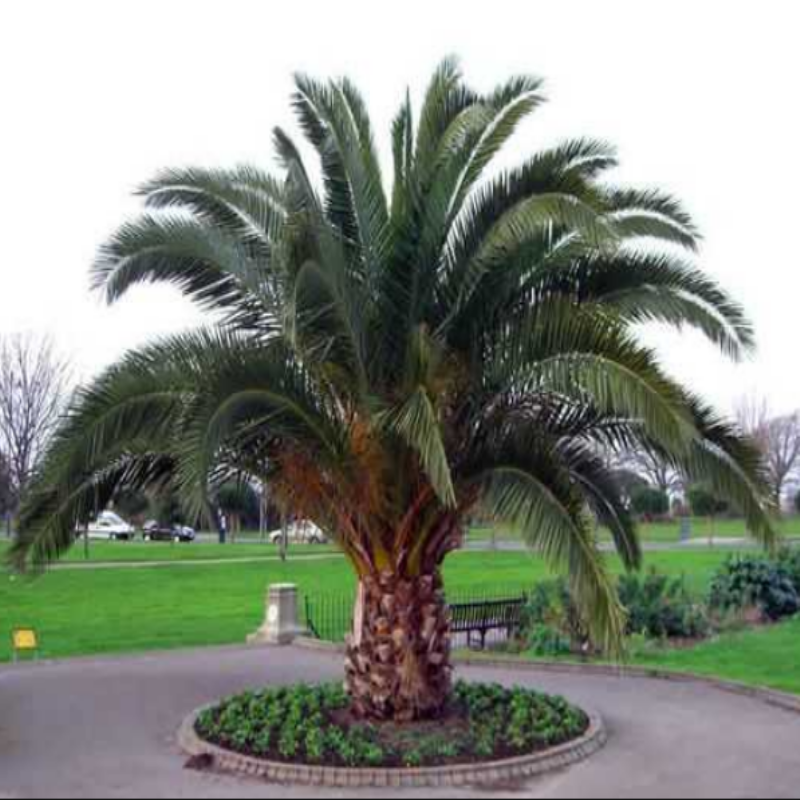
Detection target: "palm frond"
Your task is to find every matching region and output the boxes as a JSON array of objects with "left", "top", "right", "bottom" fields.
[
  {"left": 414, "top": 56, "right": 479, "bottom": 183},
  {"left": 290, "top": 259, "right": 367, "bottom": 394},
  {"left": 12, "top": 451, "right": 176, "bottom": 571},
  {"left": 448, "top": 75, "right": 545, "bottom": 214},
  {"left": 668, "top": 400, "right": 777, "bottom": 548},
  {"left": 92, "top": 214, "right": 277, "bottom": 332},
  {"left": 561, "top": 442, "right": 642, "bottom": 570},
  {"left": 478, "top": 465, "right": 625, "bottom": 655},
  {"left": 391, "top": 91, "right": 415, "bottom": 222},
  {"left": 137, "top": 165, "right": 286, "bottom": 249},
  {"left": 442, "top": 193, "right": 617, "bottom": 328},
  {"left": 604, "top": 187, "right": 699, "bottom": 241},
  {"left": 292, "top": 75, "right": 390, "bottom": 273},
  {"left": 377, "top": 386, "right": 456, "bottom": 508},
  {"left": 573, "top": 252, "right": 755, "bottom": 358}
]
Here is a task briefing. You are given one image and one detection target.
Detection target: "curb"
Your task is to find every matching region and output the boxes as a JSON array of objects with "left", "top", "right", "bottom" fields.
[
  {"left": 453, "top": 656, "right": 800, "bottom": 717},
  {"left": 178, "top": 704, "right": 608, "bottom": 789},
  {"left": 292, "top": 637, "right": 800, "bottom": 717},
  {"left": 178, "top": 705, "right": 606, "bottom": 789}
]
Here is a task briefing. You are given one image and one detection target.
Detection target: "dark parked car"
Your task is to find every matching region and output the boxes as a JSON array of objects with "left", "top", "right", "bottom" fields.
[{"left": 142, "top": 521, "right": 197, "bottom": 543}]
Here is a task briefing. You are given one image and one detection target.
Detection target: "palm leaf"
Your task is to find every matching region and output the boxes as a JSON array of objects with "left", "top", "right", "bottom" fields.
[
  {"left": 92, "top": 214, "right": 277, "bottom": 332},
  {"left": 479, "top": 465, "right": 626, "bottom": 655},
  {"left": 377, "top": 386, "right": 456, "bottom": 508}
]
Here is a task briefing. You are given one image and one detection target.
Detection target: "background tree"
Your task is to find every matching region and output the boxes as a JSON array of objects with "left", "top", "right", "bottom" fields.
[
  {"left": 0, "top": 452, "right": 13, "bottom": 536},
  {"left": 0, "top": 334, "right": 71, "bottom": 510},
  {"left": 736, "top": 397, "right": 800, "bottom": 508},
  {"left": 687, "top": 485, "right": 729, "bottom": 518},
  {"left": 113, "top": 489, "right": 151, "bottom": 525},
  {"left": 795, "top": 490, "right": 800, "bottom": 516},
  {"left": 630, "top": 486, "right": 670, "bottom": 519},
  {"left": 12, "top": 60, "right": 776, "bottom": 723},
  {"left": 762, "top": 414, "right": 800, "bottom": 508},
  {"left": 217, "top": 482, "right": 260, "bottom": 538},
  {"left": 619, "top": 445, "right": 685, "bottom": 496},
  {"left": 151, "top": 491, "right": 186, "bottom": 528}
]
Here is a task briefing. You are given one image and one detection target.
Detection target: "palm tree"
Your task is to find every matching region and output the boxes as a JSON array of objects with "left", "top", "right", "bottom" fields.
[{"left": 12, "top": 59, "right": 775, "bottom": 723}]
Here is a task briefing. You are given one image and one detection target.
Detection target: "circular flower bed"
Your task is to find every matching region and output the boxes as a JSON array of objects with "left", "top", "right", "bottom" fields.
[{"left": 194, "top": 681, "right": 589, "bottom": 770}]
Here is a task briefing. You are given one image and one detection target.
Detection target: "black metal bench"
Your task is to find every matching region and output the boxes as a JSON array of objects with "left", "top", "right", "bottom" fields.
[{"left": 449, "top": 596, "right": 527, "bottom": 650}]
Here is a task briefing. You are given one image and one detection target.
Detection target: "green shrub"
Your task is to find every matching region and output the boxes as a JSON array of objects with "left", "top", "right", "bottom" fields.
[
  {"left": 525, "top": 624, "right": 574, "bottom": 657},
  {"left": 709, "top": 556, "right": 800, "bottom": 622},
  {"left": 524, "top": 572, "right": 711, "bottom": 648},
  {"left": 521, "top": 580, "right": 591, "bottom": 651},
  {"left": 776, "top": 549, "right": 800, "bottom": 594},
  {"left": 618, "top": 571, "right": 710, "bottom": 640}
]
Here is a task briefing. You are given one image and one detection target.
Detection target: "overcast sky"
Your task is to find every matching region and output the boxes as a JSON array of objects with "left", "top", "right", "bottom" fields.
[{"left": 1, "top": 1, "right": 797, "bottom": 416}]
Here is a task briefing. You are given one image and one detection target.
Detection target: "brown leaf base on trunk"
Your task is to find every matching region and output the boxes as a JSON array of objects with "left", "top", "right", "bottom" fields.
[{"left": 345, "top": 572, "right": 453, "bottom": 723}]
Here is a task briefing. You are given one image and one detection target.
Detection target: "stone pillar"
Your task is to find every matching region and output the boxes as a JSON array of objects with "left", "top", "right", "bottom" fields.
[{"left": 248, "top": 584, "right": 303, "bottom": 646}]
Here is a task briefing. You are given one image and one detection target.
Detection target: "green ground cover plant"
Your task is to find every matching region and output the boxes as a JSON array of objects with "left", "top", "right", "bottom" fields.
[{"left": 195, "top": 681, "right": 588, "bottom": 768}]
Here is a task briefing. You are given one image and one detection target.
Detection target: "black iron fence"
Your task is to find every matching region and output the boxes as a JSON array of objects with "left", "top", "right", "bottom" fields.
[
  {"left": 302, "top": 584, "right": 530, "bottom": 648},
  {"left": 302, "top": 592, "right": 354, "bottom": 643}
]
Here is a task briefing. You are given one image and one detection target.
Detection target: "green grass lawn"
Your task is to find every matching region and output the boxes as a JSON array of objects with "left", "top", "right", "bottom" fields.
[
  {"left": 627, "top": 619, "right": 800, "bottom": 696},
  {"left": 2, "top": 543, "right": 794, "bottom": 698},
  {"left": 513, "top": 618, "right": 800, "bottom": 697},
  {"left": 0, "top": 548, "right": 737, "bottom": 664}
]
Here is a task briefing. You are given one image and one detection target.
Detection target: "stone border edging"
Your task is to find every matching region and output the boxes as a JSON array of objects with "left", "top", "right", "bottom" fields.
[
  {"left": 292, "top": 636, "right": 800, "bottom": 717},
  {"left": 178, "top": 705, "right": 606, "bottom": 789}
]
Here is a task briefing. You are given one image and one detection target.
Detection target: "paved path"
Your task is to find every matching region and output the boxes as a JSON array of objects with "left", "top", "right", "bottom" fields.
[
  {"left": 1, "top": 646, "right": 799, "bottom": 798},
  {"left": 42, "top": 553, "right": 344, "bottom": 571}
]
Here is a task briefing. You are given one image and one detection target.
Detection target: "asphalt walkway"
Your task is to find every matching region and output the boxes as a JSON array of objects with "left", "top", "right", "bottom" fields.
[{"left": 1, "top": 645, "right": 799, "bottom": 798}]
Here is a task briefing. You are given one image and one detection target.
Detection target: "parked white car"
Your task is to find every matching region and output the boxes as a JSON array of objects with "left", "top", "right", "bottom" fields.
[
  {"left": 268, "top": 521, "right": 328, "bottom": 545},
  {"left": 81, "top": 511, "right": 137, "bottom": 542}
]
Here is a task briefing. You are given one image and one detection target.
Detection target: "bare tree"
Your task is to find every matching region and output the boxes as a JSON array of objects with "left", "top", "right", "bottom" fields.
[
  {"left": 0, "top": 452, "right": 12, "bottom": 537},
  {"left": 763, "top": 414, "right": 800, "bottom": 507},
  {"left": 0, "top": 334, "right": 72, "bottom": 507},
  {"left": 621, "top": 446, "right": 685, "bottom": 496},
  {"left": 734, "top": 395, "right": 770, "bottom": 441},
  {"left": 736, "top": 396, "right": 800, "bottom": 509}
]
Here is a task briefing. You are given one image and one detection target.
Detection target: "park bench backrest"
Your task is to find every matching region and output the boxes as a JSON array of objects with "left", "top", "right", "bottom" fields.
[{"left": 449, "top": 597, "right": 526, "bottom": 634}]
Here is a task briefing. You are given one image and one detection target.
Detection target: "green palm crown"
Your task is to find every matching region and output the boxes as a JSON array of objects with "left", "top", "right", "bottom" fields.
[{"left": 12, "top": 59, "right": 776, "bottom": 650}]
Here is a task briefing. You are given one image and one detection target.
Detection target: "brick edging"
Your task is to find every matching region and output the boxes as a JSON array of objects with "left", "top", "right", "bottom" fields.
[{"left": 178, "top": 705, "right": 606, "bottom": 789}]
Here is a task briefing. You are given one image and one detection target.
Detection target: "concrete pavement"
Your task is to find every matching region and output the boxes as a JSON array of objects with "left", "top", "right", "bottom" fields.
[{"left": 1, "top": 645, "right": 799, "bottom": 798}]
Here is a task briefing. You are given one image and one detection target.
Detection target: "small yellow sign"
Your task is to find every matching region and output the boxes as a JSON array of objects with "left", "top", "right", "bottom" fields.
[{"left": 12, "top": 629, "right": 38, "bottom": 652}]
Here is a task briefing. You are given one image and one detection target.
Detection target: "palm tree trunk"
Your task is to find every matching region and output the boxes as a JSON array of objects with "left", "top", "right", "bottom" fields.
[{"left": 345, "top": 571, "right": 452, "bottom": 723}]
